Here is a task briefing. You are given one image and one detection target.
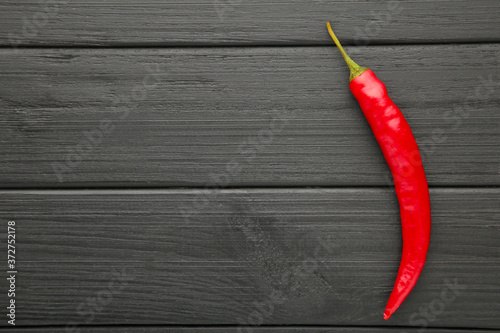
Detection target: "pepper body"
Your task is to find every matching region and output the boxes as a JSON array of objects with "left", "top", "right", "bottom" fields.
[
  {"left": 326, "top": 22, "right": 431, "bottom": 319},
  {"left": 350, "top": 70, "right": 431, "bottom": 319}
]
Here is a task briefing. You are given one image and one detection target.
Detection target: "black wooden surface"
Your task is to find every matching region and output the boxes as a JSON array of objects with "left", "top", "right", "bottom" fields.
[
  {"left": 0, "top": 189, "right": 499, "bottom": 329},
  {"left": 1, "top": 44, "right": 499, "bottom": 187},
  {"left": 0, "top": 0, "right": 499, "bottom": 332},
  {"left": 1, "top": 0, "right": 499, "bottom": 46}
]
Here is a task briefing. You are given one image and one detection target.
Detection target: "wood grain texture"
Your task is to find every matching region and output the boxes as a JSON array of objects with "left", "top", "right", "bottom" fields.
[
  {"left": 1, "top": 0, "right": 500, "bottom": 46},
  {"left": 0, "top": 188, "right": 498, "bottom": 328},
  {"left": 5, "top": 327, "right": 499, "bottom": 333},
  {"left": 1, "top": 44, "right": 499, "bottom": 187}
]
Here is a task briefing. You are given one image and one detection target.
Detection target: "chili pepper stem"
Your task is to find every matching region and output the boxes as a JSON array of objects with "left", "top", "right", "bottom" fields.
[{"left": 326, "top": 22, "right": 368, "bottom": 82}]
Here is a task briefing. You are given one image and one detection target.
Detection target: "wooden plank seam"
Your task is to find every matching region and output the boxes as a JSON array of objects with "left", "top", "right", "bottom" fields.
[
  {"left": 179, "top": 108, "right": 297, "bottom": 223},
  {"left": 7, "top": 0, "right": 69, "bottom": 51},
  {"left": 2, "top": 1, "right": 500, "bottom": 46},
  {"left": 327, "top": 0, "right": 405, "bottom": 58},
  {"left": 214, "top": 0, "right": 404, "bottom": 47}
]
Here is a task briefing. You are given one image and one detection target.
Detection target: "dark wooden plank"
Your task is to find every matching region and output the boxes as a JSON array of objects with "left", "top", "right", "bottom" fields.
[
  {"left": 1, "top": 44, "right": 499, "bottom": 187},
  {"left": 1, "top": 0, "right": 499, "bottom": 46},
  {"left": 4, "top": 327, "right": 498, "bottom": 333},
  {"left": 0, "top": 188, "right": 498, "bottom": 328}
]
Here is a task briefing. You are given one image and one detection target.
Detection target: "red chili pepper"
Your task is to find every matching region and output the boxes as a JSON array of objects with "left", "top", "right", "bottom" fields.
[{"left": 326, "top": 22, "right": 431, "bottom": 320}]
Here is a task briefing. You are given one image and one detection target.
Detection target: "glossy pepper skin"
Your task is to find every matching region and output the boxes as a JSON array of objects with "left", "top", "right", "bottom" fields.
[{"left": 327, "top": 23, "right": 431, "bottom": 320}]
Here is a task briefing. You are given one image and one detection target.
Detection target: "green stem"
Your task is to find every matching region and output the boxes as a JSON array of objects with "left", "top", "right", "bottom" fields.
[{"left": 327, "top": 22, "right": 368, "bottom": 82}]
